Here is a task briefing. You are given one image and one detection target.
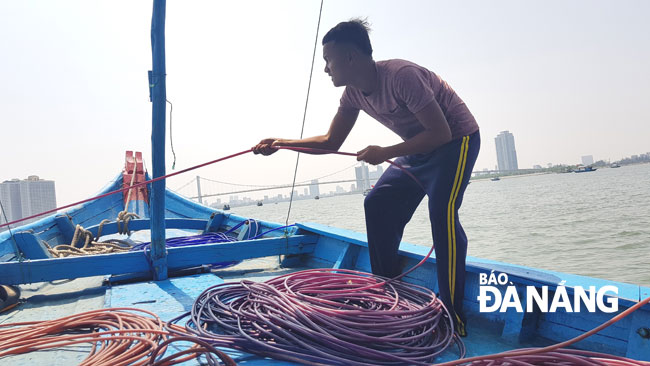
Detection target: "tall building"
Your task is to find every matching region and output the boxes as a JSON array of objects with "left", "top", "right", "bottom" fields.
[
  {"left": 355, "top": 163, "right": 370, "bottom": 192},
  {"left": 581, "top": 155, "right": 594, "bottom": 166},
  {"left": 0, "top": 180, "right": 22, "bottom": 228},
  {"left": 309, "top": 179, "right": 320, "bottom": 197},
  {"left": 495, "top": 131, "right": 519, "bottom": 172},
  {"left": 368, "top": 165, "right": 385, "bottom": 180},
  {"left": 0, "top": 176, "right": 56, "bottom": 231}
]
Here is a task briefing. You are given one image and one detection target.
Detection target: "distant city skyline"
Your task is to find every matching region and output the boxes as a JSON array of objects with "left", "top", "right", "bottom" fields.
[
  {"left": 2, "top": 148, "right": 649, "bottom": 214},
  {"left": 203, "top": 163, "right": 386, "bottom": 207}
]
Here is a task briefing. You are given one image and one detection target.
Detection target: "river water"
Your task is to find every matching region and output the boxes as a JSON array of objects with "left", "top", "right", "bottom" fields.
[{"left": 233, "top": 163, "right": 650, "bottom": 286}]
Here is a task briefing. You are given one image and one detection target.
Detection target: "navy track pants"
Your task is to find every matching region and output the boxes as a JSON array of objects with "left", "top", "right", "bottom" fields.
[{"left": 364, "top": 130, "right": 480, "bottom": 335}]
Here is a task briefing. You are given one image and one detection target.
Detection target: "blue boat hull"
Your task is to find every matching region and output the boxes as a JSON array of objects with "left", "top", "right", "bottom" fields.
[{"left": 1, "top": 174, "right": 649, "bottom": 362}]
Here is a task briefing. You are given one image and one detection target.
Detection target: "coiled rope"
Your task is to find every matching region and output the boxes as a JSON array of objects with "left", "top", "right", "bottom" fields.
[
  {"left": 42, "top": 163, "right": 141, "bottom": 258},
  {"left": 45, "top": 223, "right": 132, "bottom": 258},
  {"left": 167, "top": 268, "right": 463, "bottom": 366}
]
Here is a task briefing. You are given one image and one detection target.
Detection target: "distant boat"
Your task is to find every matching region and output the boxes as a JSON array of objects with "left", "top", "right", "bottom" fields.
[
  {"left": 611, "top": 163, "right": 621, "bottom": 168},
  {"left": 314, "top": 195, "right": 319, "bottom": 200},
  {"left": 256, "top": 201, "right": 263, "bottom": 206},
  {"left": 223, "top": 204, "right": 230, "bottom": 210},
  {"left": 574, "top": 166, "right": 597, "bottom": 173},
  {"left": 491, "top": 176, "right": 500, "bottom": 181}
]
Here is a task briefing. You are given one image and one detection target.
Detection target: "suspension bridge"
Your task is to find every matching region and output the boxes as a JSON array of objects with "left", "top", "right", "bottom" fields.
[
  {"left": 171, "top": 161, "right": 373, "bottom": 205},
  {"left": 171, "top": 162, "right": 524, "bottom": 206}
]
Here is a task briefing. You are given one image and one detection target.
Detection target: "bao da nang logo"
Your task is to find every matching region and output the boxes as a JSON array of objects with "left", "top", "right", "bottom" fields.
[{"left": 477, "top": 271, "right": 619, "bottom": 313}]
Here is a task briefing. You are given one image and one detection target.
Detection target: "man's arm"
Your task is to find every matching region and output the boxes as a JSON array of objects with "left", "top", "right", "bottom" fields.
[
  {"left": 357, "top": 99, "right": 452, "bottom": 164},
  {"left": 253, "top": 108, "right": 359, "bottom": 155}
]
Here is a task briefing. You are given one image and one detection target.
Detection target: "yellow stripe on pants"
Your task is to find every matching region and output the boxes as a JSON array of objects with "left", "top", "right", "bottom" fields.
[{"left": 447, "top": 136, "right": 469, "bottom": 320}]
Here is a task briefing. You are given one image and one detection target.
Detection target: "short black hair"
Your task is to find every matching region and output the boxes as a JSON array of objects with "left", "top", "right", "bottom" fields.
[{"left": 322, "top": 18, "right": 373, "bottom": 56}]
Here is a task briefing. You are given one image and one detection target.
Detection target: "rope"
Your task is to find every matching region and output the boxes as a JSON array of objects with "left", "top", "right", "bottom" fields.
[
  {"left": 95, "top": 218, "right": 112, "bottom": 239},
  {"left": 286, "top": 0, "right": 324, "bottom": 227},
  {"left": 44, "top": 166, "right": 140, "bottom": 258},
  {"left": 45, "top": 224, "right": 132, "bottom": 258},
  {"left": 116, "top": 211, "right": 139, "bottom": 236}
]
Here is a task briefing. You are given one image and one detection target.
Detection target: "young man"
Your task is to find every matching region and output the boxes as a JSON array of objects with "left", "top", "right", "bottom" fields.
[{"left": 253, "top": 19, "right": 479, "bottom": 336}]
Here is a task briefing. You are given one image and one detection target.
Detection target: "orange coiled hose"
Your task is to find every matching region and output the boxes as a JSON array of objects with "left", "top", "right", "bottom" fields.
[{"left": 0, "top": 307, "right": 236, "bottom": 366}]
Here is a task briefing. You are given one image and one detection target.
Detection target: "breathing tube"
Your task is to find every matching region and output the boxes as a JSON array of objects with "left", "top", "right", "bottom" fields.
[{"left": 167, "top": 268, "right": 463, "bottom": 365}]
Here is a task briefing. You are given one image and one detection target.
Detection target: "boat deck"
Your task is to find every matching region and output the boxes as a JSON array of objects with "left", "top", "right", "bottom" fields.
[{"left": 1, "top": 256, "right": 557, "bottom": 365}]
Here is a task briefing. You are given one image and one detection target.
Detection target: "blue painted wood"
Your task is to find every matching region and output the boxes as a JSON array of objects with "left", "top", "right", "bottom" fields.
[
  {"left": 500, "top": 285, "right": 527, "bottom": 342},
  {"left": 0, "top": 235, "right": 317, "bottom": 285},
  {"left": 165, "top": 188, "right": 215, "bottom": 219},
  {"left": 302, "top": 236, "right": 352, "bottom": 269},
  {"left": 643, "top": 287, "right": 650, "bottom": 301},
  {"left": 625, "top": 308, "right": 650, "bottom": 360},
  {"left": 237, "top": 220, "right": 259, "bottom": 241},
  {"left": 149, "top": 0, "right": 168, "bottom": 281},
  {"left": 537, "top": 316, "right": 627, "bottom": 355},
  {"left": 166, "top": 235, "right": 317, "bottom": 270},
  {"left": 87, "top": 218, "right": 208, "bottom": 238},
  {"left": 107, "top": 273, "right": 224, "bottom": 323},
  {"left": 298, "top": 222, "right": 369, "bottom": 248},
  {"left": 401, "top": 259, "right": 438, "bottom": 291},
  {"left": 69, "top": 177, "right": 130, "bottom": 226},
  {"left": 54, "top": 215, "right": 76, "bottom": 246},
  {"left": 1, "top": 250, "right": 149, "bottom": 285},
  {"left": 204, "top": 212, "right": 227, "bottom": 233},
  {"left": 332, "top": 243, "right": 349, "bottom": 269},
  {"left": 14, "top": 231, "right": 50, "bottom": 259},
  {"left": 334, "top": 242, "right": 360, "bottom": 271}
]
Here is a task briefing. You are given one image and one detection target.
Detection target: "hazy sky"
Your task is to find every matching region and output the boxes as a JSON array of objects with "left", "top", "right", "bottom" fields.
[{"left": 1, "top": 0, "right": 649, "bottom": 206}]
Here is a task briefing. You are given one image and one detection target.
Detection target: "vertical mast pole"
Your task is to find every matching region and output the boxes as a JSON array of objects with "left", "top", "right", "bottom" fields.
[{"left": 148, "top": 0, "right": 168, "bottom": 280}]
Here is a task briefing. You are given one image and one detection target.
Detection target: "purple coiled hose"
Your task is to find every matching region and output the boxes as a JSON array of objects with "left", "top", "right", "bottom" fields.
[{"left": 167, "top": 268, "right": 465, "bottom": 365}]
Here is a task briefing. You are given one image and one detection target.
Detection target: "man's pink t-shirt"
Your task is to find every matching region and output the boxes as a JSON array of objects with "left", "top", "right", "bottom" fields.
[{"left": 339, "top": 59, "right": 479, "bottom": 141}]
